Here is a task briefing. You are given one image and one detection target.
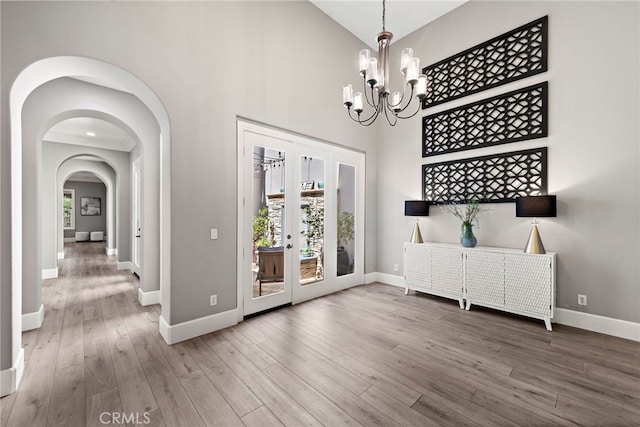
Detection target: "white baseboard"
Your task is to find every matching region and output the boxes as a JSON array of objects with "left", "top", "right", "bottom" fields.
[
  {"left": 159, "top": 309, "right": 238, "bottom": 345},
  {"left": 554, "top": 308, "right": 640, "bottom": 342},
  {"left": 138, "top": 288, "right": 160, "bottom": 306},
  {"left": 22, "top": 304, "right": 45, "bottom": 331},
  {"left": 372, "top": 271, "right": 639, "bottom": 342},
  {"left": 42, "top": 267, "right": 58, "bottom": 280},
  {"left": 371, "top": 272, "right": 405, "bottom": 288},
  {"left": 63, "top": 237, "right": 76, "bottom": 243},
  {"left": 57, "top": 251, "right": 64, "bottom": 260},
  {"left": 364, "top": 272, "right": 378, "bottom": 284},
  {"left": 1, "top": 348, "right": 24, "bottom": 397},
  {"left": 116, "top": 261, "right": 132, "bottom": 272},
  {"left": 106, "top": 247, "right": 117, "bottom": 256}
]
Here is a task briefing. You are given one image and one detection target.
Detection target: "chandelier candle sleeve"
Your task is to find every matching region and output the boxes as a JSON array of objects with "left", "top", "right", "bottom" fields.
[
  {"left": 353, "top": 93, "right": 364, "bottom": 113},
  {"left": 343, "top": 84, "right": 353, "bottom": 106},
  {"left": 416, "top": 76, "right": 428, "bottom": 97},
  {"left": 401, "top": 48, "right": 413, "bottom": 72},
  {"left": 359, "top": 49, "right": 370, "bottom": 75},
  {"left": 406, "top": 58, "right": 420, "bottom": 85},
  {"left": 366, "top": 58, "right": 378, "bottom": 86}
]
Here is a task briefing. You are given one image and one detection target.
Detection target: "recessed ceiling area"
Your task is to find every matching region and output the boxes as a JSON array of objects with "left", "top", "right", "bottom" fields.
[
  {"left": 44, "top": 117, "right": 135, "bottom": 152},
  {"left": 310, "top": 0, "right": 467, "bottom": 49},
  {"left": 66, "top": 171, "right": 105, "bottom": 184}
]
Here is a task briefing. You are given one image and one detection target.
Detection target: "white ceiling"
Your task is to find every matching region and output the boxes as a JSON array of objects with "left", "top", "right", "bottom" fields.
[
  {"left": 44, "top": 117, "right": 135, "bottom": 152},
  {"left": 310, "top": 0, "right": 467, "bottom": 49}
]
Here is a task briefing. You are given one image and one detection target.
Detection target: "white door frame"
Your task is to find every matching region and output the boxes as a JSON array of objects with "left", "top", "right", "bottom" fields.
[
  {"left": 132, "top": 157, "right": 142, "bottom": 276},
  {"left": 237, "top": 119, "right": 365, "bottom": 319}
]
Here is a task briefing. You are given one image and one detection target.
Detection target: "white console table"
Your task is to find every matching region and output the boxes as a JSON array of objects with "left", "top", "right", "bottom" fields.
[{"left": 404, "top": 242, "right": 556, "bottom": 330}]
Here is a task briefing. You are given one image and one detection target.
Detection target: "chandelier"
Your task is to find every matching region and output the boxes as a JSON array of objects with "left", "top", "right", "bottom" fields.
[{"left": 342, "top": 0, "right": 428, "bottom": 126}]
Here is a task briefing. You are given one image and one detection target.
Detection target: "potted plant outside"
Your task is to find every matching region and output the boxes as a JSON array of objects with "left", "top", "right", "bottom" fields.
[{"left": 337, "top": 211, "right": 354, "bottom": 276}]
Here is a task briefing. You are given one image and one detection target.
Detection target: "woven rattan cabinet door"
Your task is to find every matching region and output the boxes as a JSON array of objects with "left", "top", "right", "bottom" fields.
[
  {"left": 465, "top": 251, "right": 505, "bottom": 307},
  {"left": 431, "top": 247, "right": 463, "bottom": 297},
  {"left": 404, "top": 244, "right": 431, "bottom": 290},
  {"left": 504, "top": 254, "right": 552, "bottom": 316}
]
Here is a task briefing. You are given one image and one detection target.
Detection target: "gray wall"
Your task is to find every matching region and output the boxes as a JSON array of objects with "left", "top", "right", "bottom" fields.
[
  {"left": 0, "top": 0, "right": 378, "bottom": 369},
  {"left": 377, "top": 1, "right": 639, "bottom": 322},
  {"left": 63, "top": 180, "right": 107, "bottom": 236}
]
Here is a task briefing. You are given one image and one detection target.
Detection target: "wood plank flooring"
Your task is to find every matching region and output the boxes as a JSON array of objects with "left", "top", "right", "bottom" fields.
[{"left": 2, "top": 242, "right": 639, "bottom": 426}]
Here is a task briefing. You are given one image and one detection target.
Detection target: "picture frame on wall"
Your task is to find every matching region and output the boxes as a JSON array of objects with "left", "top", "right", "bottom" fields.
[{"left": 80, "top": 197, "right": 101, "bottom": 216}]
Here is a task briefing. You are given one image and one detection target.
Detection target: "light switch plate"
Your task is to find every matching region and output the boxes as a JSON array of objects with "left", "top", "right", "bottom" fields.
[{"left": 210, "top": 228, "right": 218, "bottom": 240}]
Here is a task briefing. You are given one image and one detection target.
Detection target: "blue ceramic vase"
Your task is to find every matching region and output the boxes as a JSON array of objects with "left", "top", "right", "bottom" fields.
[{"left": 461, "top": 222, "right": 477, "bottom": 248}]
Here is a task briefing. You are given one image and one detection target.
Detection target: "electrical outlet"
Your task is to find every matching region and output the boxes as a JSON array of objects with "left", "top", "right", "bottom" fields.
[
  {"left": 210, "top": 228, "right": 218, "bottom": 240},
  {"left": 210, "top": 294, "right": 217, "bottom": 306},
  {"left": 393, "top": 264, "right": 399, "bottom": 272},
  {"left": 578, "top": 294, "right": 587, "bottom": 306}
]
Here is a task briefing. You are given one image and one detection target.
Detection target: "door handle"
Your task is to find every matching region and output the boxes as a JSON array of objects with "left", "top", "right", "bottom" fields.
[
  {"left": 135, "top": 235, "right": 141, "bottom": 238},
  {"left": 286, "top": 244, "right": 293, "bottom": 249}
]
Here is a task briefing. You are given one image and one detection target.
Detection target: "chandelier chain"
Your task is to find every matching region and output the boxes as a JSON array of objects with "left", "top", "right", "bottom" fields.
[{"left": 382, "top": 0, "right": 386, "bottom": 32}]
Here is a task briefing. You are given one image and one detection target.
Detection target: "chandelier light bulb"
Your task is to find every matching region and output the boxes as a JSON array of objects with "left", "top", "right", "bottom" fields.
[
  {"left": 353, "top": 92, "right": 364, "bottom": 113},
  {"left": 359, "top": 49, "right": 370, "bottom": 75},
  {"left": 405, "top": 57, "right": 420, "bottom": 86},
  {"left": 400, "top": 48, "right": 413, "bottom": 72},
  {"left": 416, "top": 75, "right": 428, "bottom": 98},
  {"left": 391, "top": 92, "right": 402, "bottom": 112},
  {"left": 343, "top": 84, "right": 354, "bottom": 106},
  {"left": 366, "top": 58, "right": 378, "bottom": 86}
]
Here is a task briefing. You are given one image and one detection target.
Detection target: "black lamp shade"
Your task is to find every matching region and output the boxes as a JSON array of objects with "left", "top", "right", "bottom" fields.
[
  {"left": 516, "top": 195, "right": 557, "bottom": 217},
  {"left": 405, "top": 200, "right": 430, "bottom": 216}
]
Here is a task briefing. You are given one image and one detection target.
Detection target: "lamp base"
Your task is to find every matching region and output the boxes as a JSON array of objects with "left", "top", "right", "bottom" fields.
[
  {"left": 524, "top": 223, "right": 546, "bottom": 254},
  {"left": 410, "top": 221, "right": 424, "bottom": 244}
]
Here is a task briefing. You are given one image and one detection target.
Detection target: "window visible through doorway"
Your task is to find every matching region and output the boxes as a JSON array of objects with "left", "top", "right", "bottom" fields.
[{"left": 63, "top": 188, "right": 75, "bottom": 229}]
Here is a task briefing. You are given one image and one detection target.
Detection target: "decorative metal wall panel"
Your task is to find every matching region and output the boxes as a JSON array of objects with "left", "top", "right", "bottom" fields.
[
  {"left": 422, "top": 148, "right": 547, "bottom": 204},
  {"left": 422, "top": 82, "right": 548, "bottom": 157},
  {"left": 421, "top": 16, "right": 548, "bottom": 109}
]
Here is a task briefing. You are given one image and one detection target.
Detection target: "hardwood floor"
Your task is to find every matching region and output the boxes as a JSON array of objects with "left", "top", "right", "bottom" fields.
[{"left": 2, "top": 242, "right": 639, "bottom": 426}]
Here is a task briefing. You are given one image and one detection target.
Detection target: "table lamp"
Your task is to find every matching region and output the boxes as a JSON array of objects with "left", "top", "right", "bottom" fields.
[
  {"left": 405, "top": 201, "right": 430, "bottom": 243},
  {"left": 516, "top": 195, "right": 557, "bottom": 254}
]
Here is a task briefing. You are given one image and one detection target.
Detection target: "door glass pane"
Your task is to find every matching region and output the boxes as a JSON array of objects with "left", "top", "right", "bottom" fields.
[
  {"left": 252, "top": 146, "right": 285, "bottom": 298},
  {"left": 337, "top": 163, "right": 356, "bottom": 276},
  {"left": 300, "top": 155, "right": 325, "bottom": 285}
]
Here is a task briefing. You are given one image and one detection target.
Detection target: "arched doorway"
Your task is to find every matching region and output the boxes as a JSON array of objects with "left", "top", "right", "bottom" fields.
[{"left": 4, "top": 56, "right": 171, "bottom": 396}]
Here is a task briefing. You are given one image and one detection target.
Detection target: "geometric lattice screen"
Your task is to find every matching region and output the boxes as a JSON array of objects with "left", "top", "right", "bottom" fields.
[
  {"left": 421, "top": 16, "right": 548, "bottom": 109},
  {"left": 422, "top": 82, "right": 548, "bottom": 157},
  {"left": 422, "top": 148, "right": 547, "bottom": 204}
]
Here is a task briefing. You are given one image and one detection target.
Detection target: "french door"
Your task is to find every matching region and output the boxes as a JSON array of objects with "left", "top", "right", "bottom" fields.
[{"left": 238, "top": 121, "right": 365, "bottom": 316}]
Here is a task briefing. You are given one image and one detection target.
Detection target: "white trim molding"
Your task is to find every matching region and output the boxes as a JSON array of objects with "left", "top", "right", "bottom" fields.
[
  {"left": 57, "top": 251, "right": 64, "bottom": 260},
  {"left": 63, "top": 237, "right": 76, "bottom": 243},
  {"left": 22, "top": 304, "right": 45, "bottom": 331},
  {"left": 159, "top": 309, "right": 238, "bottom": 345},
  {"left": 1, "top": 348, "right": 24, "bottom": 397},
  {"left": 138, "top": 288, "right": 160, "bottom": 306},
  {"left": 554, "top": 308, "right": 640, "bottom": 342},
  {"left": 371, "top": 272, "right": 405, "bottom": 288},
  {"left": 42, "top": 267, "right": 58, "bottom": 280},
  {"left": 116, "top": 261, "right": 132, "bottom": 272},
  {"left": 106, "top": 247, "right": 117, "bottom": 256},
  {"left": 373, "top": 272, "right": 640, "bottom": 342}
]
